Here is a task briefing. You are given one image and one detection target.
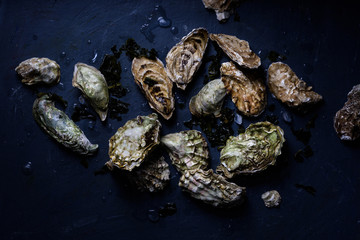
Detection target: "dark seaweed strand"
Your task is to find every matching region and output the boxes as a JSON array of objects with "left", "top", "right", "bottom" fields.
[{"left": 120, "top": 38, "right": 158, "bottom": 60}]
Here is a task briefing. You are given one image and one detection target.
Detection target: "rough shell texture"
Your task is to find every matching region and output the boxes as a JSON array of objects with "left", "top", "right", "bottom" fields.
[
  {"left": 179, "top": 168, "right": 246, "bottom": 208},
  {"left": 261, "top": 190, "right": 281, "bottom": 208},
  {"left": 221, "top": 61, "right": 266, "bottom": 117},
  {"left": 217, "top": 121, "right": 285, "bottom": 178},
  {"left": 32, "top": 94, "right": 98, "bottom": 155},
  {"left": 166, "top": 28, "right": 208, "bottom": 90},
  {"left": 202, "top": 0, "right": 239, "bottom": 22},
  {"left": 72, "top": 63, "right": 109, "bottom": 121},
  {"left": 210, "top": 34, "right": 261, "bottom": 69},
  {"left": 15, "top": 57, "right": 60, "bottom": 85},
  {"left": 267, "top": 62, "right": 323, "bottom": 108},
  {"left": 334, "top": 84, "right": 360, "bottom": 141},
  {"left": 132, "top": 57, "right": 175, "bottom": 120},
  {"left": 107, "top": 113, "right": 161, "bottom": 171}
]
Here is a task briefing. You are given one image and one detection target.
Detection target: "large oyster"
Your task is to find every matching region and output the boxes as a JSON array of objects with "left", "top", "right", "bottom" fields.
[
  {"left": 220, "top": 61, "right": 266, "bottom": 117},
  {"left": 32, "top": 94, "right": 98, "bottom": 155},
  {"left": 217, "top": 121, "right": 285, "bottom": 178},
  {"left": 131, "top": 57, "right": 174, "bottom": 120},
  {"left": 72, "top": 63, "right": 109, "bottom": 121},
  {"left": 202, "top": 0, "right": 239, "bottom": 22},
  {"left": 166, "top": 28, "right": 208, "bottom": 90},
  {"left": 15, "top": 57, "right": 60, "bottom": 85},
  {"left": 261, "top": 190, "right": 281, "bottom": 208}
]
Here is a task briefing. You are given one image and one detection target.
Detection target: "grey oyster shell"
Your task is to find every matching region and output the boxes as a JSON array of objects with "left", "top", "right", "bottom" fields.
[
  {"left": 72, "top": 63, "right": 109, "bottom": 121},
  {"left": 179, "top": 168, "right": 246, "bottom": 208},
  {"left": 106, "top": 113, "right": 161, "bottom": 171},
  {"left": 217, "top": 121, "right": 285, "bottom": 178},
  {"left": 261, "top": 190, "right": 281, "bottom": 208},
  {"left": 32, "top": 94, "right": 98, "bottom": 155},
  {"left": 202, "top": 0, "right": 239, "bottom": 22},
  {"left": 15, "top": 57, "right": 60, "bottom": 85},
  {"left": 166, "top": 28, "right": 208, "bottom": 90}
]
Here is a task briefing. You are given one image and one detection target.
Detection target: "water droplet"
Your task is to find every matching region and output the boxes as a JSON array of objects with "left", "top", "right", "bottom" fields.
[
  {"left": 108, "top": 189, "right": 112, "bottom": 195},
  {"left": 87, "top": 39, "right": 91, "bottom": 44},
  {"left": 303, "top": 63, "right": 313, "bottom": 74},
  {"left": 102, "top": 196, "right": 106, "bottom": 202},
  {"left": 60, "top": 51, "right": 66, "bottom": 58},
  {"left": 78, "top": 95, "right": 86, "bottom": 105},
  {"left": 147, "top": 209, "right": 160, "bottom": 222},
  {"left": 88, "top": 121, "right": 95, "bottom": 130},
  {"left": 91, "top": 51, "right": 98, "bottom": 63},
  {"left": 234, "top": 113, "right": 242, "bottom": 125},
  {"left": 170, "top": 26, "right": 178, "bottom": 35},
  {"left": 282, "top": 111, "right": 292, "bottom": 123},
  {"left": 157, "top": 16, "right": 171, "bottom": 28},
  {"left": 22, "top": 162, "right": 33, "bottom": 175}
]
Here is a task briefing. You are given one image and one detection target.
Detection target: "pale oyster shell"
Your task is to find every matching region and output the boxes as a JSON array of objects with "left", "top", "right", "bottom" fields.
[
  {"left": 202, "top": 0, "right": 239, "bottom": 22},
  {"left": 261, "top": 190, "right": 281, "bottom": 208}
]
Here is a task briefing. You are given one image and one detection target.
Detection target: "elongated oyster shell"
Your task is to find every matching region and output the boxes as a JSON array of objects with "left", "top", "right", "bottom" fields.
[
  {"left": 106, "top": 113, "right": 161, "bottom": 171},
  {"left": 15, "top": 57, "right": 60, "bottom": 85},
  {"left": 179, "top": 168, "right": 246, "bottom": 208},
  {"left": 72, "top": 63, "right": 109, "bottom": 121},
  {"left": 217, "top": 121, "right": 285, "bottom": 178},
  {"left": 202, "top": 0, "right": 239, "bottom": 22},
  {"left": 166, "top": 28, "right": 208, "bottom": 90},
  {"left": 261, "top": 190, "right": 281, "bottom": 208},
  {"left": 132, "top": 57, "right": 174, "bottom": 120},
  {"left": 32, "top": 94, "right": 98, "bottom": 155},
  {"left": 221, "top": 61, "right": 266, "bottom": 117}
]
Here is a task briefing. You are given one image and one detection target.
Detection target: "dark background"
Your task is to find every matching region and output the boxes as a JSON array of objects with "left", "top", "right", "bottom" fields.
[{"left": 1, "top": 0, "right": 359, "bottom": 239}]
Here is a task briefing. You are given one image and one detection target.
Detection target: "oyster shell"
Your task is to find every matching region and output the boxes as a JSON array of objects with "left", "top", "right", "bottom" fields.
[
  {"left": 15, "top": 57, "right": 60, "bottom": 85},
  {"left": 202, "top": 0, "right": 239, "bottom": 22},
  {"left": 267, "top": 62, "right": 323, "bottom": 108},
  {"left": 210, "top": 34, "right": 261, "bottom": 69},
  {"left": 106, "top": 113, "right": 161, "bottom": 171},
  {"left": 261, "top": 190, "right": 281, "bottom": 208},
  {"left": 131, "top": 57, "right": 175, "bottom": 120},
  {"left": 72, "top": 63, "right": 109, "bottom": 121},
  {"left": 32, "top": 94, "right": 98, "bottom": 155},
  {"left": 220, "top": 61, "right": 266, "bottom": 117},
  {"left": 179, "top": 168, "right": 246, "bottom": 208},
  {"left": 217, "top": 121, "right": 285, "bottom": 178},
  {"left": 166, "top": 28, "right": 208, "bottom": 90}
]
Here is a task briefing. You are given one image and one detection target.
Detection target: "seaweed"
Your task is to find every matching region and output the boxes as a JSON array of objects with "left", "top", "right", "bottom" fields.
[
  {"left": 71, "top": 104, "right": 97, "bottom": 122},
  {"left": 120, "top": 38, "right": 158, "bottom": 60},
  {"left": 108, "top": 97, "right": 130, "bottom": 121}
]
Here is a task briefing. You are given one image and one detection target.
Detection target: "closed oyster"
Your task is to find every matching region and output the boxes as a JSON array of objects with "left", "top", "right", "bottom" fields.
[
  {"left": 267, "top": 62, "right": 323, "bottom": 108},
  {"left": 166, "top": 28, "right": 208, "bottom": 90},
  {"left": 261, "top": 190, "right": 281, "bottom": 208},
  {"left": 131, "top": 57, "right": 174, "bottom": 120},
  {"left": 217, "top": 121, "right": 285, "bottom": 178},
  {"left": 202, "top": 0, "right": 239, "bottom": 22},
  {"left": 32, "top": 94, "right": 98, "bottom": 155},
  {"left": 106, "top": 113, "right": 161, "bottom": 171},
  {"left": 221, "top": 61, "right": 266, "bottom": 117},
  {"left": 210, "top": 34, "right": 261, "bottom": 69},
  {"left": 72, "top": 63, "right": 109, "bottom": 121},
  {"left": 179, "top": 168, "right": 246, "bottom": 208},
  {"left": 15, "top": 57, "right": 60, "bottom": 85}
]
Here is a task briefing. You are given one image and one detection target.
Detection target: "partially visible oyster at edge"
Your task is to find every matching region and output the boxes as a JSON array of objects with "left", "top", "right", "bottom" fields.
[
  {"left": 202, "top": 0, "right": 239, "bottom": 22},
  {"left": 261, "top": 190, "right": 281, "bottom": 208}
]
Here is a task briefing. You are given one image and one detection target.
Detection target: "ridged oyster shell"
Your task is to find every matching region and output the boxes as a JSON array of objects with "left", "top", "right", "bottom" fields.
[
  {"left": 132, "top": 57, "right": 175, "bottom": 120},
  {"left": 32, "top": 94, "right": 98, "bottom": 155},
  {"left": 261, "top": 190, "right": 281, "bottom": 208},
  {"left": 202, "top": 0, "right": 239, "bottom": 22},
  {"left": 166, "top": 28, "right": 208, "bottom": 90}
]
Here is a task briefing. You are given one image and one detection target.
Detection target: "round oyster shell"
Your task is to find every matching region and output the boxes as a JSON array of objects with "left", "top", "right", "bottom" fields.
[
  {"left": 217, "top": 121, "right": 285, "bottom": 178},
  {"left": 15, "top": 57, "right": 60, "bottom": 85},
  {"left": 166, "top": 28, "right": 208, "bottom": 90},
  {"left": 261, "top": 190, "right": 281, "bottom": 208},
  {"left": 32, "top": 94, "right": 98, "bottom": 155},
  {"left": 72, "top": 63, "right": 109, "bottom": 121},
  {"left": 131, "top": 56, "right": 175, "bottom": 120},
  {"left": 202, "top": 0, "right": 239, "bottom": 22}
]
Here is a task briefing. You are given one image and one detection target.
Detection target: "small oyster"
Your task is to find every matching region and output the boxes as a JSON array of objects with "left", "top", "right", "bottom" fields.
[
  {"left": 210, "top": 34, "right": 261, "bottom": 69},
  {"left": 261, "top": 190, "right": 281, "bottom": 208},
  {"left": 132, "top": 57, "right": 174, "bottom": 120},
  {"left": 267, "top": 62, "right": 323, "bottom": 108},
  {"left": 32, "top": 94, "right": 98, "bottom": 155},
  {"left": 179, "top": 168, "right": 246, "bottom": 208},
  {"left": 217, "top": 121, "right": 285, "bottom": 178},
  {"left": 106, "top": 113, "right": 161, "bottom": 171},
  {"left": 15, "top": 57, "right": 60, "bottom": 85},
  {"left": 72, "top": 63, "right": 109, "bottom": 121},
  {"left": 202, "top": 0, "right": 239, "bottom": 22},
  {"left": 166, "top": 28, "right": 208, "bottom": 90},
  {"left": 220, "top": 61, "right": 266, "bottom": 117}
]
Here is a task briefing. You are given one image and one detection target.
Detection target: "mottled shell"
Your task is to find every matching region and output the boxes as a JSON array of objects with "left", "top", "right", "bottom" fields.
[
  {"left": 131, "top": 57, "right": 174, "bottom": 120},
  {"left": 166, "top": 28, "right": 208, "bottom": 90},
  {"left": 179, "top": 168, "right": 246, "bottom": 208},
  {"left": 202, "top": 0, "right": 238, "bottom": 22},
  {"left": 15, "top": 57, "right": 60, "bottom": 85},
  {"left": 72, "top": 63, "right": 109, "bottom": 121},
  {"left": 261, "top": 190, "right": 281, "bottom": 208},
  {"left": 210, "top": 34, "right": 261, "bottom": 69},
  {"left": 32, "top": 94, "right": 98, "bottom": 155},
  {"left": 217, "top": 121, "right": 285, "bottom": 178},
  {"left": 267, "top": 62, "right": 323, "bottom": 108},
  {"left": 221, "top": 61, "right": 266, "bottom": 117},
  {"left": 107, "top": 113, "right": 161, "bottom": 171}
]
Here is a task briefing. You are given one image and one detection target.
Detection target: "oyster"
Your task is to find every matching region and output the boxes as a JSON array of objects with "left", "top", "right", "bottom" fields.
[
  {"left": 15, "top": 57, "right": 60, "bottom": 85},
  {"left": 210, "top": 34, "right": 261, "bottom": 69},
  {"left": 131, "top": 57, "right": 175, "bottom": 120},
  {"left": 72, "top": 63, "right": 109, "bottom": 121},
  {"left": 166, "top": 28, "right": 208, "bottom": 90},
  {"left": 261, "top": 190, "right": 281, "bottom": 208},
  {"left": 220, "top": 61, "right": 266, "bottom": 117},
  {"left": 179, "top": 168, "right": 246, "bottom": 208},
  {"left": 217, "top": 121, "right": 285, "bottom": 178},
  {"left": 106, "top": 113, "right": 161, "bottom": 171},
  {"left": 32, "top": 94, "right": 98, "bottom": 155},
  {"left": 267, "top": 62, "right": 323, "bottom": 108},
  {"left": 202, "top": 0, "right": 239, "bottom": 22}
]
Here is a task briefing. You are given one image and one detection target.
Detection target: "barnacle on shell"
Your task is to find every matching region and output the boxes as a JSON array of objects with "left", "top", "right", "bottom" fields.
[{"left": 261, "top": 190, "right": 281, "bottom": 208}]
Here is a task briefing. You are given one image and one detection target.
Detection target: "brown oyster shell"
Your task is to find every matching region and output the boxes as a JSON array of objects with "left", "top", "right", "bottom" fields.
[
  {"left": 261, "top": 190, "right": 281, "bottom": 208},
  {"left": 202, "top": 0, "right": 239, "bottom": 22}
]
